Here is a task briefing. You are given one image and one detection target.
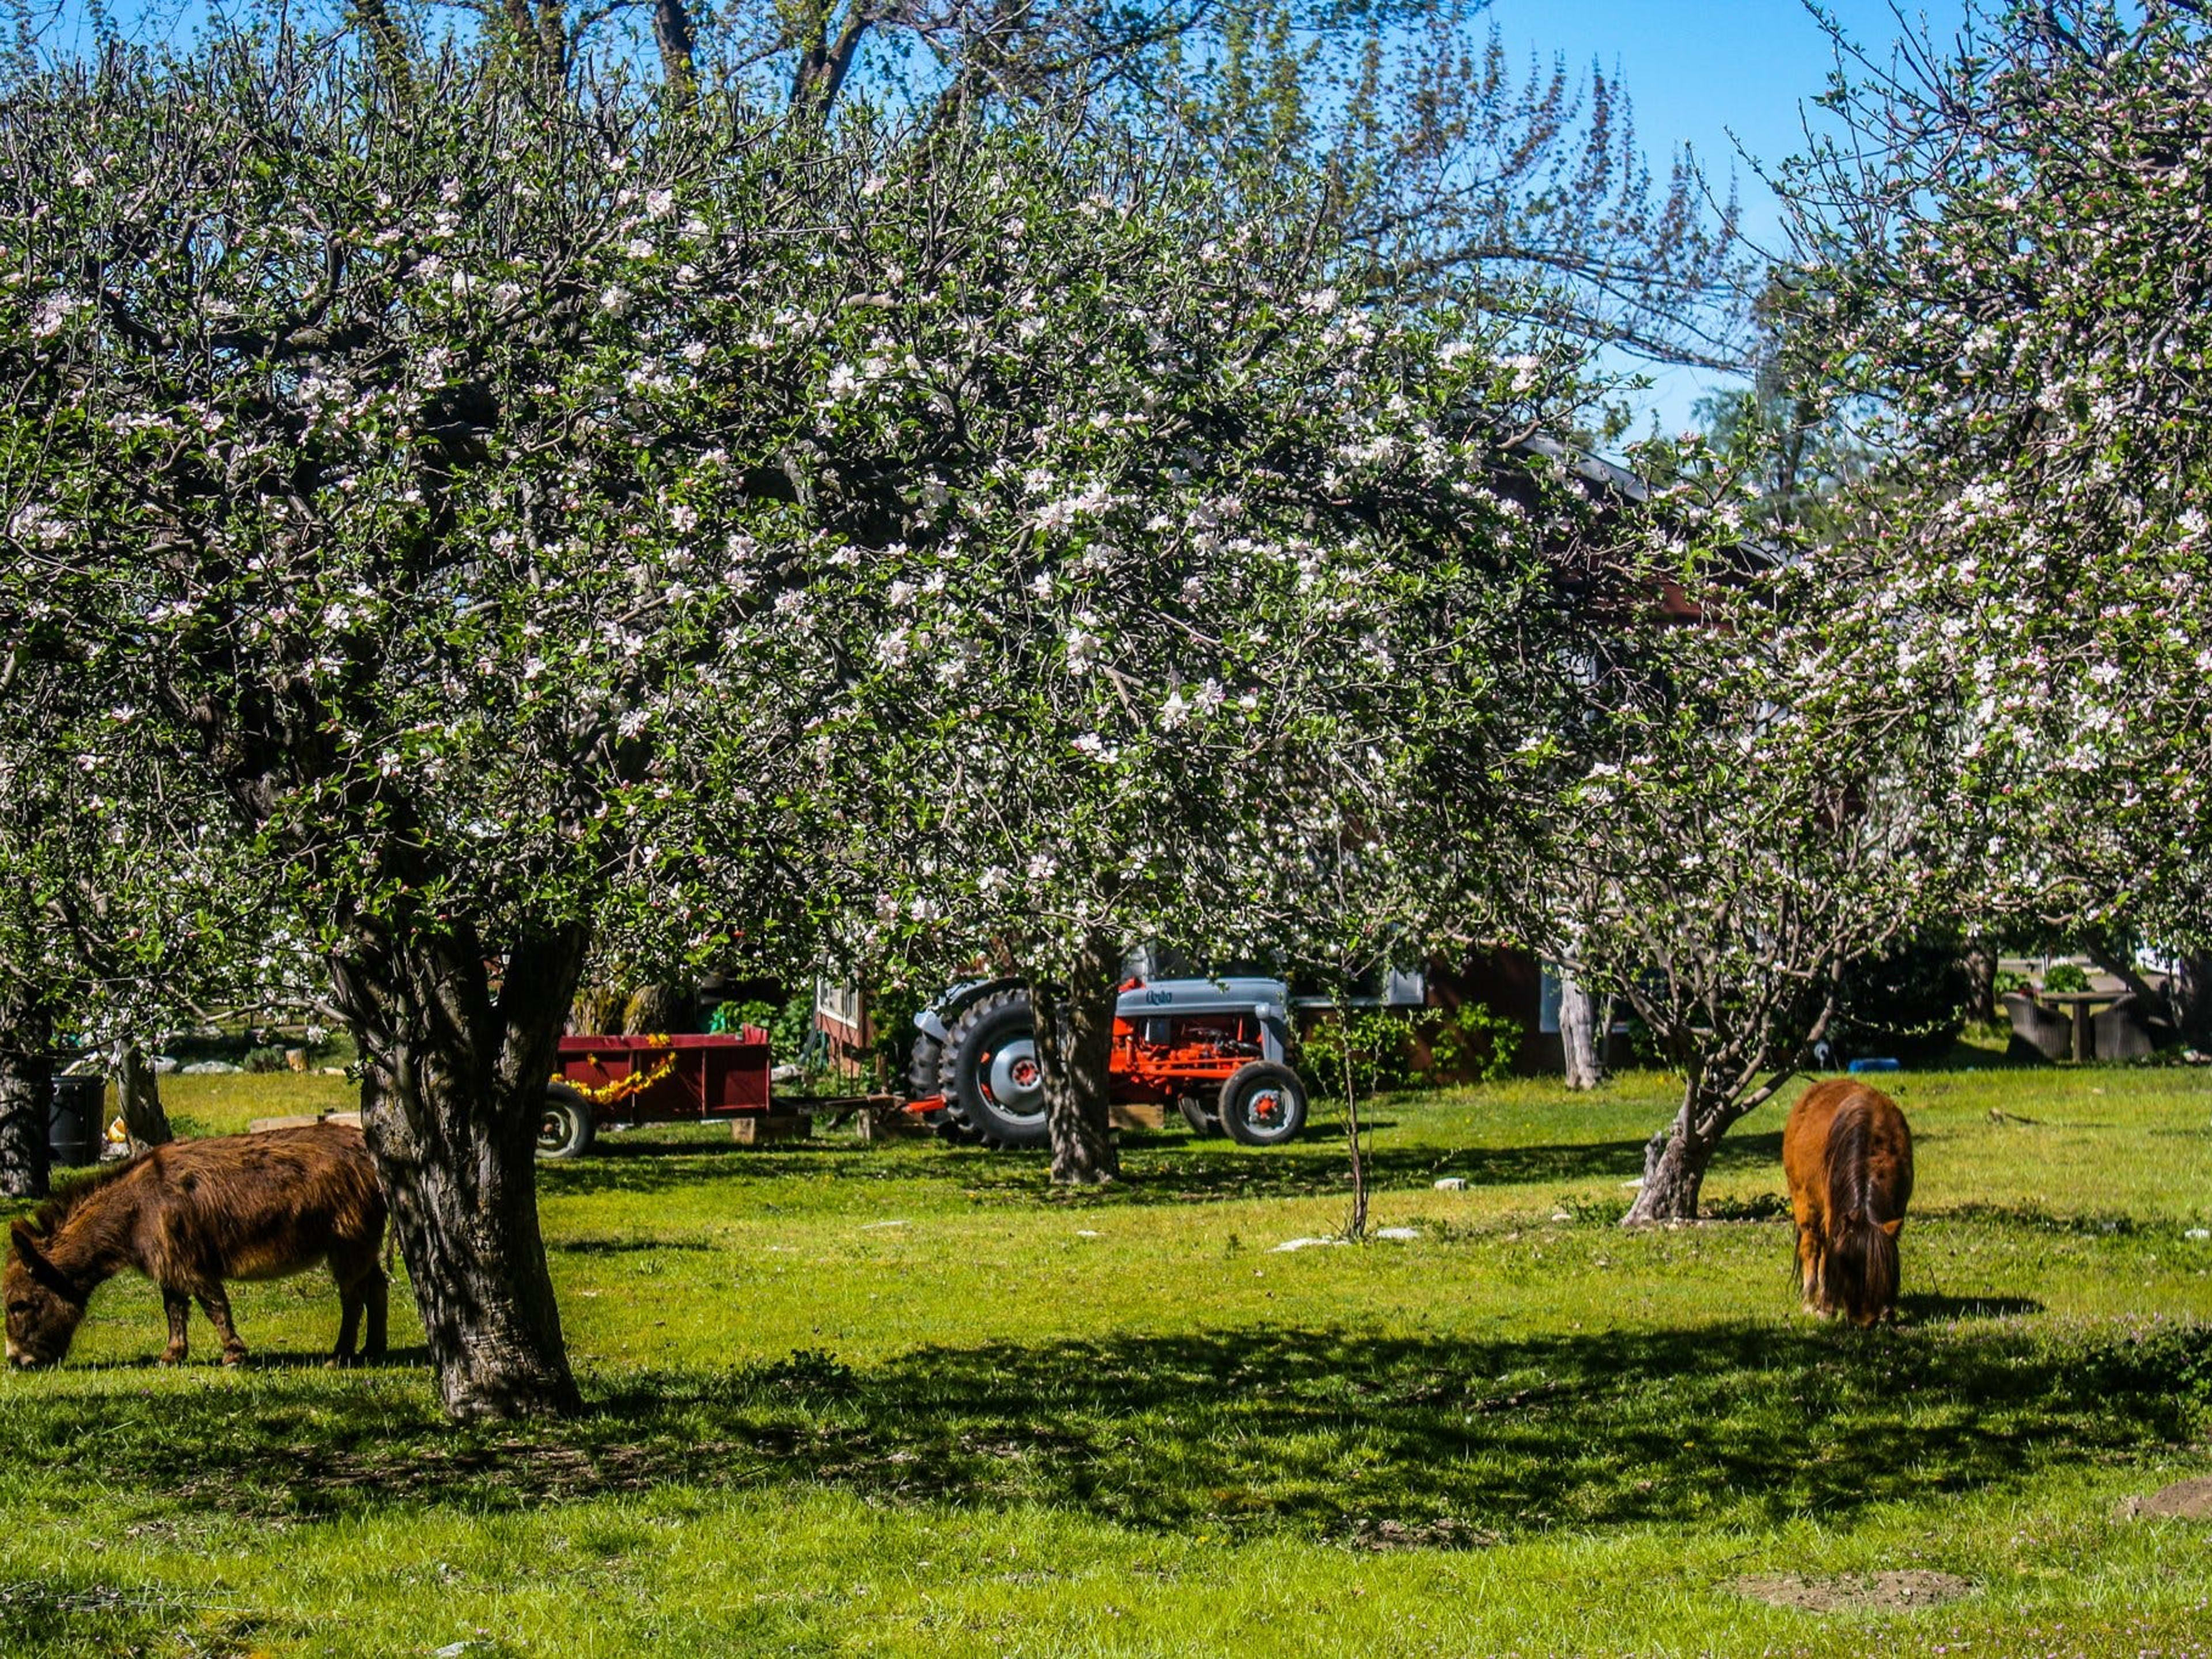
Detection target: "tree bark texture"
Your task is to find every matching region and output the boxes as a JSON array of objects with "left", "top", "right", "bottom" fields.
[
  {"left": 1559, "top": 975, "right": 1602, "bottom": 1090},
  {"left": 336, "top": 923, "right": 588, "bottom": 1419},
  {"left": 1031, "top": 928, "right": 1121, "bottom": 1187},
  {"left": 0, "top": 991, "right": 52, "bottom": 1200},
  {"left": 1963, "top": 941, "right": 1997, "bottom": 1024},
  {"left": 2180, "top": 953, "right": 2212, "bottom": 1047},
  {"left": 1622, "top": 1079, "right": 1742, "bottom": 1225},
  {"left": 652, "top": 0, "right": 698, "bottom": 94},
  {"left": 112, "top": 1041, "right": 173, "bottom": 1153}
]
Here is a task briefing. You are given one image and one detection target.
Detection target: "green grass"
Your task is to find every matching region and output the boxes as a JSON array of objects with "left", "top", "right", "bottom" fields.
[{"left": 7, "top": 1065, "right": 2212, "bottom": 1656}]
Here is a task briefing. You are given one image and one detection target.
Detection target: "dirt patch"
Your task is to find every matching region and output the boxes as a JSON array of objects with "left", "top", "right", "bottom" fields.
[
  {"left": 2116, "top": 1475, "right": 2212, "bottom": 1520},
  {"left": 1344, "top": 1516, "right": 1499, "bottom": 1551},
  {"left": 1730, "top": 1570, "right": 1974, "bottom": 1612}
]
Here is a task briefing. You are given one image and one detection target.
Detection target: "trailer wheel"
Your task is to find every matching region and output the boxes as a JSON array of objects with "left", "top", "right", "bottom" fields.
[
  {"left": 1219, "top": 1062, "right": 1307, "bottom": 1146},
  {"left": 938, "top": 989, "right": 1052, "bottom": 1149},
  {"left": 1177, "top": 1093, "right": 1224, "bottom": 1138},
  {"left": 537, "top": 1085, "right": 597, "bottom": 1161}
]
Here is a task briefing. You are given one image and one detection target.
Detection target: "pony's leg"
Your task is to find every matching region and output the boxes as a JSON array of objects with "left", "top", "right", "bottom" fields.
[
  {"left": 159, "top": 1289, "right": 190, "bottom": 1364},
  {"left": 1794, "top": 1224, "right": 1821, "bottom": 1313},
  {"left": 193, "top": 1286, "right": 248, "bottom": 1365}
]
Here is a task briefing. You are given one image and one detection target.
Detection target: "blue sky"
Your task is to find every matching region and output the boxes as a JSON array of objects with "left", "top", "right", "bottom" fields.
[{"left": 1483, "top": 1, "right": 1975, "bottom": 428}]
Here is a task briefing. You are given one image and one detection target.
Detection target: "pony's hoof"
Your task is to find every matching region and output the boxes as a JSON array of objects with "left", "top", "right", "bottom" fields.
[
  {"left": 157, "top": 1349, "right": 186, "bottom": 1366},
  {"left": 219, "top": 1348, "right": 248, "bottom": 1368}
]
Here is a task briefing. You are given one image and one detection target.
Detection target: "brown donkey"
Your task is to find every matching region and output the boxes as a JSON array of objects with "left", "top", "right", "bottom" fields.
[
  {"left": 1782, "top": 1079, "right": 1914, "bottom": 1325},
  {"left": 5, "top": 1123, "right": 387, "bottom": 1369}
]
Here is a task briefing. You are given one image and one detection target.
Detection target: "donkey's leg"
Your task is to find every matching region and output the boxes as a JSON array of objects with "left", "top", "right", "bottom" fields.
[
  {"left": 329, "top": 1274, "right": 363, "bottom": 1366},
  {"left": 194, "top": 1285, "right": 248, "bottom": 1365},
  {"left": 159, "top": 1289, "right": 191, "bottom": 1365},
  {"left": 361, "top": 1266, "right": 388, "bottom": 1361},
  {"left": 325, "top": 1242, "right": 388, "bottom": 1365}
]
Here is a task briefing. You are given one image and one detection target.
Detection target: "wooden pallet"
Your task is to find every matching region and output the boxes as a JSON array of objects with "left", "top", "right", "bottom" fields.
[{"left": 730, "top": 1113, "right": 813, "bottom": 1145}]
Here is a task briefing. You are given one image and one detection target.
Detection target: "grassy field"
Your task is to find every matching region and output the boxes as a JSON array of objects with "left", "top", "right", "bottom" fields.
[{"left": 6, "top": 1063, "right": 2212, "bottom": 1656}]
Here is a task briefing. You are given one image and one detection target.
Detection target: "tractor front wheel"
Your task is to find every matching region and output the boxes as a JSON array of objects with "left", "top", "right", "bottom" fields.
[
  {"left": 1218, "top": 1062, "right": 1308, "bottom": 1146},
  {"left": 537, "top": 1084, "right": 597, "bottom": 1161}
]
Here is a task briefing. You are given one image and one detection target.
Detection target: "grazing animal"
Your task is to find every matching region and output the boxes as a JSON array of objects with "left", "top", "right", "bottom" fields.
[
  {"left": 5, "top": 1123, "right": 387, "bottom": 1369},
  {"left": 1782, "top": 1078, "right": 1914, "bottom": 1325}
]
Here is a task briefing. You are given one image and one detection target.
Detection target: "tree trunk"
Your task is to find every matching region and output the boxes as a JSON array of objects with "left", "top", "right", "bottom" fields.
[
  {"left": 111, "top": 1041, "right": 172, "bottom": 1153},
  {"left": 1030, "top": 928, "right": 1120, "bottom": 1187},
  {"left": 1963, "top": 940, "right": 1997, "bottom": 1024},
  {"left": 1621, "top": 1082, "right": 1730, "bottom": 1225},
  {"left": 2179, "top": 953, "right": 2212, "bottom": 1047},
  {"left": 1340, "top": 1007, "right": 1369, "bottom": 1241},
  {"left": 1559, "top": 975, "right": 1602, "bottom": 1090},
  {"left": 336, "top": 923, "right": 587, "bottom": 1420},
  {"left": 0, "top": 991, "right": 52, "bottom": 1200},
  {"left": 652, "top": 0, "right": 697, "bottom": 93}
]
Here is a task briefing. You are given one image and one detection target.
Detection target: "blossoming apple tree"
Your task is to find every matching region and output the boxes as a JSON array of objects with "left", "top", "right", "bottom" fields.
[
  {"left": 0, "top": 42, "right": 918, "bottom": 1415},
  {"left": 787, "top": 153, "right": 1604, "bottom": 1182},
  {"left": 1786, "top": 0, "right": 2212, "bottom": 1037},
  {"left": 1464, "top": 439, "right": 1961, "bottom": 1223}
]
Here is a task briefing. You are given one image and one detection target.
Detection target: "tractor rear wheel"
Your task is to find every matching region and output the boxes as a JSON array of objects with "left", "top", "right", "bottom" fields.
[
  {"left": 908, "top": 1028, "right": 977, "bottom": 1142},
  {"left": 1219, "top": 1062, "right": 1308, "bottom": 1146},
  {"left": 1177, "top": 1093, "right": 1224, "bottom": 1138},
  {"left": 938, "top": 989, "right": 1052, "bottom": 1148},
  {"left": 537, "top": 1084, "right": 597, "bottom": 1161}
]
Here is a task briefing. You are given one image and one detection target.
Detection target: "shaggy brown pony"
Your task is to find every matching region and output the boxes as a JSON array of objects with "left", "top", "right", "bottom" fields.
[
  {"left": 5, "top": 1123, "right": 387, "bottom": 1369},
  {"left": 1783, "top": 1079, "right": 1914, "bottom": 1325}
]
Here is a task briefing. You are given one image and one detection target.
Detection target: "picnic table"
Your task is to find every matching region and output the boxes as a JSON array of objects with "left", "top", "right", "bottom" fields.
[{"left": 2034, "top": 990, "right": 2123, "bottom": 1063}]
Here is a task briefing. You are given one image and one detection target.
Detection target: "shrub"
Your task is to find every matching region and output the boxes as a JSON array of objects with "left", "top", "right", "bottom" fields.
[
  {"left": 708, "top": 999, "right": 779, "bottom": 1037},
  {"left": 1425, "top": 1002, "right": 1521, "bottom": 1085},
  {"left": 241, "top": 1046, "right": 289, "bottom": 1074},
  {"left": 1301, "top": 1001, "right": 1520, "bottom": 1095},
  {"left": 1301, "top": 1008, "right": 1414, "bottom": 1098},
  {"left": 1834, "top": 941, "right": 1971, "bottom": 1064},
  {"left": 2042, "top": 961, "right": 2092, "bottom": 995}
]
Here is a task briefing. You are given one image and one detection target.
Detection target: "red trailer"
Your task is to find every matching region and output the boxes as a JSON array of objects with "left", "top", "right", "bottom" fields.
[{"left": 540, "top": 1030, "right": 774, "bottom": 1158}]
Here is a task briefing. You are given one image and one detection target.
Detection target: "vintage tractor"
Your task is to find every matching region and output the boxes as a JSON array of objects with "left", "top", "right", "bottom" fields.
[{"left": 905, "top": 976, "right": 1310, "bottom": 1148}]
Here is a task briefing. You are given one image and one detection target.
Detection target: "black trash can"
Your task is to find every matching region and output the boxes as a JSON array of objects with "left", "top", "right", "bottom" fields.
[{"left": 48, "top": 1075, "right": 106, "bottom": 1168}]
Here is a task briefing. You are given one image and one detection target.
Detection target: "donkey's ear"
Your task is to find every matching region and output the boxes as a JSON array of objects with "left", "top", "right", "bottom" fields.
[
  {"left": 1878, "top": 1217, "right": 1904, "bottom": 1238},
  {"left": 9, "top": 1218, "right": 44, "bottom": 1262}
]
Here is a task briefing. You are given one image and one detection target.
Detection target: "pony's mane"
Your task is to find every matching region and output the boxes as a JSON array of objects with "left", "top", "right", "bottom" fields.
[
  {"left": 22, "top": 1153, "right": 147, "bottom": 1237},
  {"left": 1826, "top": 1097, "right": 1875, "bottom": 1222}
]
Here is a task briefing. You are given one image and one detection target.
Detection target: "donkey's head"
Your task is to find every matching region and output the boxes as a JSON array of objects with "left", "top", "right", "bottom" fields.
[{"left": 5, "top": 1220, "right": 88, "bottom": 1369}]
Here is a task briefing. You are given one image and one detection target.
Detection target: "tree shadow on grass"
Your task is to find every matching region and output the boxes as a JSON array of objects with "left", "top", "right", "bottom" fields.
[
  {"left": 539, "top": 1131, "right": 1787, "bottom": 1207},
  {"left": 3, "top": 1315, "right": 2196, "bottom": 1544},
  {"left": 59, "top": 1345, "right": 435, "bottom": 1373},
  {"left": 1898, "top": 1293, "right": 2044, "bottom": 1321}
]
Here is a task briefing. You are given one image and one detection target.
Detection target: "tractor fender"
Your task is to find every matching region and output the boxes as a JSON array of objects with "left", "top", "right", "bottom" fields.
[{"left": 914, "top": 978, "right": 1022, "bottom": 1044}]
